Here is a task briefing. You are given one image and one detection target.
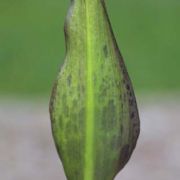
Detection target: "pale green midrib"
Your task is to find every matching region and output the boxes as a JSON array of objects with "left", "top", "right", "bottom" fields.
[{"left": 84, "top": 1, "right": 95, "bottom": 180}]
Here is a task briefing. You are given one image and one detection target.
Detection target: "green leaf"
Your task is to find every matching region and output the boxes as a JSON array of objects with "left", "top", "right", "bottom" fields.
[{"left": 50, "top": 0, "right": 140, "bottom": 179}]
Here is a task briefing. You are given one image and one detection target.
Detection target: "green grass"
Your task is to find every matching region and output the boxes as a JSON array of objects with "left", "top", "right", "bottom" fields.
[{"left": 0, "top": 0, "right": 180, "bottom": 96}]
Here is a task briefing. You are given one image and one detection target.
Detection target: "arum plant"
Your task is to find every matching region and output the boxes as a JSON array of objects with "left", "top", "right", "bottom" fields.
[{"left": 49, "top": 0, "right": 140, "bottom": 180}]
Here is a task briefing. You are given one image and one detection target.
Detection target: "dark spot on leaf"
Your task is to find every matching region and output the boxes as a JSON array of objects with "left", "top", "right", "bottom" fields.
[
  {"left": 64, "top": 105, "right": 69, "bottom": 117},
  {"left": 79, "top": 107, "right": 85, "bottom": 127},
  {"left": 82, "top": 85, "right": 85, "bottom": 94},
  {"left": 135, "top": 127, "right": 140, "bottom": 137},
  {"left": 118, "top": 144, "right": 130, "bottom": 171},
  {"left": 123, "top": 93, "right": 127, "bottom": 101},
  {"left": 111, "top": 135, "right": 120, "bottom": 149},
  {"left": 126, "top": 84, "right": 130, "bottom": 90},
  {"left": 67, "top": 74, "right": 72, "bottom": 86},
  {"left": 58, "top": 115, "right": 63, "bottom": 128},
  {"left": 130, "top": 112, "right": 135, "bottom": 119},
  {"left": 121, "top": 102, "right": 124, "bottom": 109},
  {"left": 119, "top": 60, "right": 123, "bottom": 67},
  {"left": 129, "top": 98, "right": 134, "bottom": 106},
  {"left": 77, "top": 85, "right": 80, "bottom": 92},
  {"left": 93, "top": 75, "right": 97, "bottom": 84},
  {"left": 73, "top": 99, "right": 78, "bottom": 107},
  {"left": 49, "top": 80, "right": 58, "bottom": 118},
  {"left": 103, "top": 45, "right": 108, "bottom": 58},
  {"left": 102, "top": 100, "right": 116, "bottom": 130},
  {"left": 123, "top": 68, "right": 126, "bottom": 74},
  {"left": 121, "top": 124, "right": 124, "bottom": 134},
  {"left": 129, "top": 91, "right": 133, "bottom": 97},
  {"left": 119, "top": 94, "right": 122, "bottom": 100},
  {"left": 62, "top": 94, "right": 66, "bottom": 103},
  {"left": 101, "top": 88, "right": 107, "bottom": 97}
]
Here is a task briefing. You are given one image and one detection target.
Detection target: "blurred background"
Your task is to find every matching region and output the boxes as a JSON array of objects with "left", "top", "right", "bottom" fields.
[{"left": 0, "top": 0, "right": 180, "bottom": 179}]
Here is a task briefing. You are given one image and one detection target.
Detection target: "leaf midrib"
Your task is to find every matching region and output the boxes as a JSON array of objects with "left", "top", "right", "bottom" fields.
[{"left": 84, "top": 1, "right": 95, "bottom": 180}]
